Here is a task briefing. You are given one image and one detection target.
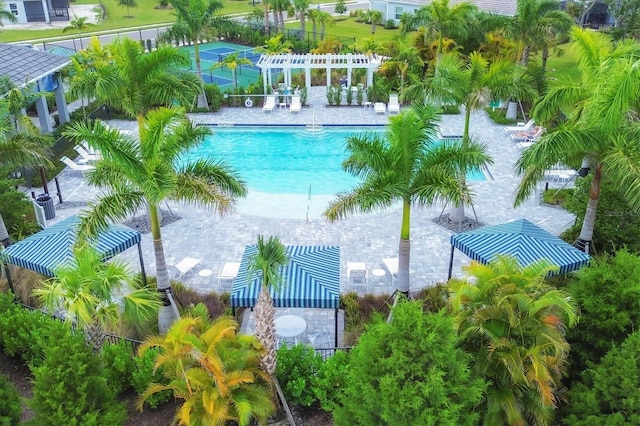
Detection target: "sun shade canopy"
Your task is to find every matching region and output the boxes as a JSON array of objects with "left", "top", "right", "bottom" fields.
[
  {"left": 448, "top": 219, "right": 591, "bottom": 278},
  {"left": 0, "top": 216, "right": 141, "bottom": 277},
  {"left": 231, "top": 245, "right": 340, "bottom": 309}
]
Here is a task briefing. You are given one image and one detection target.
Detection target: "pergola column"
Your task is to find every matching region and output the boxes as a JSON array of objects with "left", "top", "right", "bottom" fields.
[
  {"left": 347, "top": 53, "right": 353, "bottom": 87},
  {"left": 35, "top": 80, "right": 53, "bottom": 134},
  {"left": 262, "top": 68, "right": 268, "bottom": 93},
  {"left": 326, "top": 54, "right": 332, "bottom": 87},
  {"left": 54, "top": 74, "right": 69, "bottom": 125},
  {"left": 367, "top": 67, "right": 374, "bottom": 88}
]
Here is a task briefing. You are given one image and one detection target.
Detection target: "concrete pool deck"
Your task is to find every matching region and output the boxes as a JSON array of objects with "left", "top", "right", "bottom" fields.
[{"left": 44, "top": 86, "right": 576, "bottom": 297}]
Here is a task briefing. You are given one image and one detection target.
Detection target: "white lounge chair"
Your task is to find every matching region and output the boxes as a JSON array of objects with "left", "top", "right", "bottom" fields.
[
  {"left": 347, "top": 262, "right": 368, "bottom": 285},
  {"left": 170, "top": 256, "right": 201, "bottom": 279},
  {"left": 382, "top": 258, "right": 398, "bottom": 283},
  {"left": 388, "top": 94, "right": 400, "bottom": 114},
  {"left": 60, "top": 156, "right": 95, "bottom": 176},
  {"left": 509, "top": 126, "right": 543, "bottom": 142},
  {"left": 503, "top": 119, "right": 534, "bottom": 135},
  {"left": 263, "top": 95, "right": 276, "bottom": 113},
  {"left": 290, "top": 95, "right": 301, "bottom": 113},
  {"left": 217, "top": 262, "right": 241, "bottom": 286},
  {"left": 374, "top": 102, "right": 386, "bottom": 115},
  {"left": 74, "top": 145, "right": 101, "bottom": 162}
]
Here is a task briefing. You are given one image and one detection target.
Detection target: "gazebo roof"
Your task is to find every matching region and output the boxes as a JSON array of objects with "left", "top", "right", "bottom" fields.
[
  {"left": 450, "top": 219, "right": 591, "bottom": 275},
  {"left": 0, "top": 43, "right": 70, "bottom": 90}
]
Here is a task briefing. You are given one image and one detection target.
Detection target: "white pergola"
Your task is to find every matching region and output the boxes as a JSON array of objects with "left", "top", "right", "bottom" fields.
[{"left": 255, "top": 53, "right": 381, "bottom": 92}]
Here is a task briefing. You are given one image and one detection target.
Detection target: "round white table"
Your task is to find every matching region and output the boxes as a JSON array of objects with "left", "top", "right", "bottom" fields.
[
  {"left": 198, "top": 269, "right": 213, "bottom": 278},
  {"left": 372, "top": 268, "right": 386, "bottom": 283},
  {"left": 274, "top": 315, "right": 307, "bottom": 338}
]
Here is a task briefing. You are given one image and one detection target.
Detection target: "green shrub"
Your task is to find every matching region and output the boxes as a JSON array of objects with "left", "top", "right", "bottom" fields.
[
  {"left": 0, "top": 373, "right": 21, "bottom": 426},
  {"left": 101, "top": 341, "right": 136, "bottom": 396},
  {"left": 311, "top": 349, "right": 350, "bottom": 412},
  {"left": 0, "top": 179, "right": 38, "bottom": 242},
  {"left": 384, "top": 19, "right": 397, "bottom": 29},
  {"left": 484, "top": 107, "right": 515, "bottom": 123},
  {"left": 566, "top": 249, "right": 640, "bottom": 382},
  {"left": 542, "top": 188, "right": 574, "bottom": 206},
  {"left": 276, "top": 344, "right": 323, "bottom": 407},
  {"left": 333, "top": 303, "right": 485, "bottom": 425},
  {"left": 204, "top": 84, "right": 224, "bottom": 112},
  {"left": 29, "top": 327, "right": 127, "bottom": 425},
  {"left": 131, "top": 347, "right": 173, "bottom": 409},
  {"left": 0, "top": 294, "right": 72, "bottom": 368}
]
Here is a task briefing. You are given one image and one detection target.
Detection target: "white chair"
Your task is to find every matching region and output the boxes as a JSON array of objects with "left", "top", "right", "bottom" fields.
[
  {"left": 290, "top": 95, "right": 301, "bottom": 113},
  {"left": 388, "top": 94, "right": 400, "bottom": 114},
  {"left": 509, "top": 126, "right": 543, "bottom": 142},
  {"left": 263, "top": 95, "right": 276, "bottom": 113},
  {"left": 217, "top": 262, "right": 241, "bottom": 286},
  {"left": 60, "top": 156, "right": 95, "bottom": 176},
  {"left": 374, "top": 102, "right": 386, "bottom": 115},
  {"left": 347, "top": 262, "right": 368, "bottom": 285},
  {"left": 74, "top": 145, "right": 101, "bottom": 162},
  {"left": 170, "top": 257, "right": 201, "bottom": 279},
  {"left": 503, "top": 119, "right": 534, "bottom": 135}
]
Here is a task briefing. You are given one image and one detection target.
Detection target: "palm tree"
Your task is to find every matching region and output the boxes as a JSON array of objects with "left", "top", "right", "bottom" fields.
[
  {"left": 68, "top": 37, "right": 201, "bottom": 130},
  {"left": 0, "top": 76, "right": 41, "bottom": 132},
  {"left": 156, "top": 0, "right": 226, "bottom": 109},
  {"left": 366, "top": 9, "right": 383, "bottom": 34},
  {"left": 137, "top": 311, "right": 275, "bottom": 425},
  {"left": 324, "top": 103, "right": 491, "bottom": 294},
  {"left": 409, "top": 0, "right": 478, "bottom": 56},
  {"left": 379, "top": 42, "right": 423, "bottom": 96},
  {"left": 0, "top": 2, "right": 17, "bottom": 28},
  {"left": 426, "top": 51, "right": 515, "bottom": 223},
  {"left": 307, "top": 8, "right": 320, "bottom": 41},
  {"left": 291, "top": 0, "right": 308, "bottom": 33},
  {"left": 62, "top": 16, "right": 95, "bottom": 50},
  {"left": 63, "top": 107, "right": 247, "bottom": 332},
  {"left": 247, "top": 235, "right": 288, "bottom": 376},
  {"left": 448, "top": 256, "right": 578, "bottom": 425},
  {"left": 0, "top": 100, "right": 51, "bottom": 247},
  {"left": 270, "top": 0, "right": 289, "bottom": 32},
  {"left": 506, "top": 0, "right": 573, "bottom": 66},
  {"left": 210, "top": 52, "right": 254, "bottom": 93},
  {"left": 263, "top": 0, "right": 271, "bottom": 31},
  {"left": 514, "top": 27, "right": 640, "bottom": 254},
  {"left": 257, "top": 34, "right": 292, "bottom": 54},
  {"left": 317, "top": 11, "right": 334, "bottom": 41},
  {"left": 33, "top": 245, "right": 161, "bottom": 352}
]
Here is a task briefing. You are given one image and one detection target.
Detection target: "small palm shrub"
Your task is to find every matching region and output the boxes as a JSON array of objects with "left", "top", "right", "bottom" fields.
[{"left": 0, "top": 373, "right": 21, "bottom": 426}]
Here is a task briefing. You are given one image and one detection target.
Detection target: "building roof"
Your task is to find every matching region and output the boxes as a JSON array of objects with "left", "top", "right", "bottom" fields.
[
  {"left": 395, "top": 0, "right": 517, "bottom": 16},
  {"left": 0, "top": 43, "right": 71, "bottom": 90}
]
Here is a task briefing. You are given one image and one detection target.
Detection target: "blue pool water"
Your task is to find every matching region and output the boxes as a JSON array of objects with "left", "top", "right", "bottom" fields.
[{"left": 182, "top": 126, "right": 486, "bottom": 195}]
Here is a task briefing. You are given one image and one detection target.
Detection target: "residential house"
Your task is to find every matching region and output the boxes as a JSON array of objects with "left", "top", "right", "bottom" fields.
[{"left": 1, "top": 0, "right": 69, "bottom": 24}]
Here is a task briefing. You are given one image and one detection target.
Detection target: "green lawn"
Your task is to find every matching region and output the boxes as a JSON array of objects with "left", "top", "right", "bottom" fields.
[
  {"left": 285, "top": 17, "right": 400, "bottom": 46},
  {"left": 545, "top": 43, "right": 581, "bottom": 83}
]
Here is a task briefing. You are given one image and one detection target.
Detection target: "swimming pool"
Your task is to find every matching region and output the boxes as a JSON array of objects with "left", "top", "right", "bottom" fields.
[{"left": 183, "top": 126, "right": 487, "bottom": 197}]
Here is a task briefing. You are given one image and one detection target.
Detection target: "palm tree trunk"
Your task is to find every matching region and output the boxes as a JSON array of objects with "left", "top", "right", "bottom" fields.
[
  {"left": 576, "top": 163, "right": 601, "bottom": 254},
  {"left": 84, "top": 321, "right": 105, "bottom": 353},
  {"left": 321, "top": 23, "right": 325, "bottom": 41},
  {"left": 149, "top": 203, "right": 179, "bottom": 332},
  {"left": 300, "top": 12, "right": 306, "bottom": 33},
  {"left": 264, "top": 1, "right": 270, "bottom": 31},
  {"left": 254, "top": 287, "right": 277, "bottom": 375},
  {"left": 449, "top": 105, "right": 472, "bottom": 223},
  {"left": 312, "top": 21, "right": 317, "bottom": 41},
  {"left": 0, "top": 214, "right": 10, "bottom": 247},
  {"left": 279, "top": 11, "right": 285, "bottom": 33},
  {"left": 193, "top": 41, "right": 210, "bottom": 110},
  {"left": 521, "top": 45, "right": 530, "bottom": 66},
  {"left": 396, "top": 200, "right": 411, "bottom": 294}
]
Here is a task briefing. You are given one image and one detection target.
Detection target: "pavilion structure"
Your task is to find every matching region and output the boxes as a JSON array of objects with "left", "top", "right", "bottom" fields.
[{"left": 255, "top": 53, "right": 382, "bottom": 93}]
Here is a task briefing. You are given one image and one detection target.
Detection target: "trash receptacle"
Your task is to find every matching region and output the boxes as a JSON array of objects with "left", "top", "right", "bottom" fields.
[{"left": 36, "top": 194, "right": 56, "bottom": 220}]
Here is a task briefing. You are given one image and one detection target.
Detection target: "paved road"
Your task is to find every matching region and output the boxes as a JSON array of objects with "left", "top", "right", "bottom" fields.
[{"left": 33, "top": 1, "right": 369, "bottom": 52}]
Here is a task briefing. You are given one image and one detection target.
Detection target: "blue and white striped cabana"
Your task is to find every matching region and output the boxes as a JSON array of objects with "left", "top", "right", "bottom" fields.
[
  {"left": 1, "top": 216, "right": 146, "bottom": 283},
  {"left": 231, "top": 245, "right": 340, "bottom": 345},
  {"left": 447, "top": 219, "right": 591, "bottom": 279}
]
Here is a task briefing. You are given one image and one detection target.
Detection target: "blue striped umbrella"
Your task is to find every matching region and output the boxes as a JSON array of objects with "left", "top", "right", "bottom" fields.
[
  {"left": 231, "top": 245, "right": 340, "bottom": 308},
  {"left": 450, "top": 219, "right": 590, "bottom": 275},
  {"left": 0, "top": 216, "right": 141, "bottom": 277}
]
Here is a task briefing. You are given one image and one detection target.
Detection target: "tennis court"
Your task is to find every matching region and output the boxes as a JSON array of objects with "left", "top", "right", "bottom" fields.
[{"left": 179, "top": 41, "right": 277, "bottom": 90}]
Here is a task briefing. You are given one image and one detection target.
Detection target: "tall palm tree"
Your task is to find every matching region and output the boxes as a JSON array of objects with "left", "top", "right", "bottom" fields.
[
  {"left": 33, "top": 245, "right": 161, "bottom": 352},
  {"left": 62, "top": 16, "right": 96, "bottom": 50},
  {"left": 366, "top": 9, "right": 383, "bottom": 34},
  {"left": 506, "top": 0, "right": 573, "bottom": 66},
  {"left": 63, "top": 107, "right": 247, "bottom": 332},
  {"left": 156, "top": 0, "right": 226, "bottom": 109},
  {"left": 210, "top": 52, "right": 254, "bottom": 93},
  {"left": 270, "top": 0, "right": 289, "bottom": 32},
  {"left": 307, "top": 8, "right": 320, "bottom": 41},
  {"left": 68, "top": 37, "right": 201, "bottom": 130},
  {"left": 427, "top": 51, "right": 516, "bottom": 223},
  {"left": 247, "top": 235, "right": 288, "bottom": 376},
  {"left": 138, "top": 312, "right": 275, "bottom": 425},
  {"left": 324, "top": 103, "right": 491, "bottom": 294},
  {"left": 317, "top": 11, "right": 334, "bottom": 41},
  {"left": 448, "top": 256, "right": 578, "bottom": 425},
  {"left": 515, "top": 27, "right": 640, "bottom": 254},
  {"left": 409, "top": 0, "right": 478, "bottom": 56},
  {"left": 263, "top": 0, "right": 271, "bottom": 31},
  {"left": 0, "top": 100, "right": 51, "bottom": 247},
  {"left": 291, "top": 0, "right": 308, "bottom": 33}
]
